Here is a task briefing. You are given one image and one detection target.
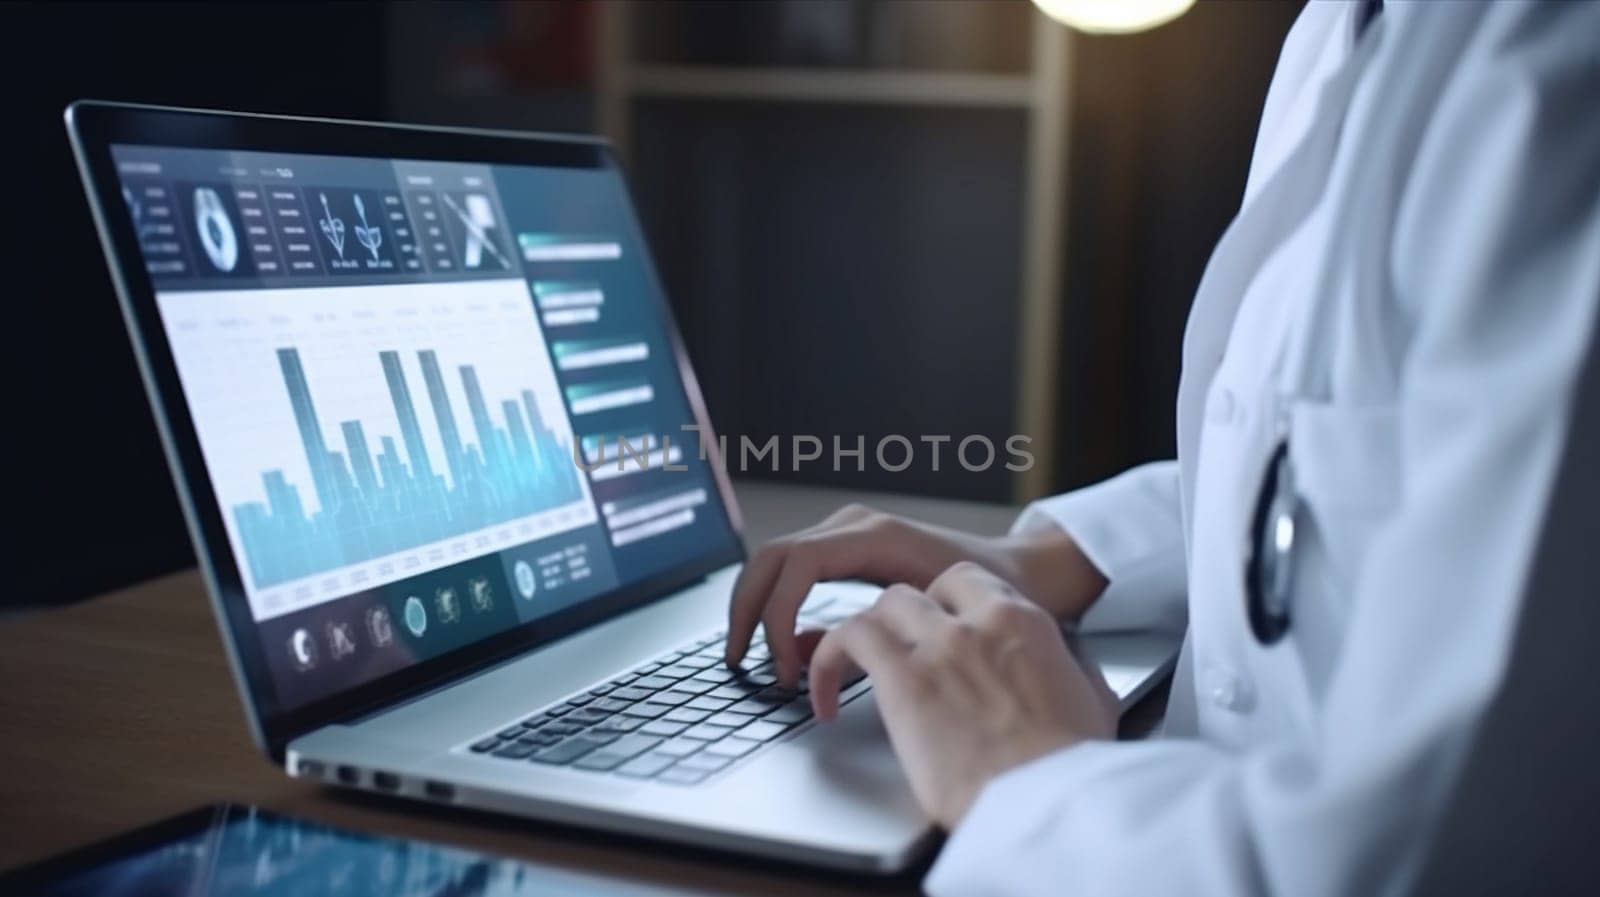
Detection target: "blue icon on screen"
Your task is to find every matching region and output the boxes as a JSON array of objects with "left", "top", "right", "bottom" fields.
[
  {"left": 318, "top": 192, "right": 347, "bottom": 259},
  {"left": 514, "top": 560, "right": 537, "bottom": 600},
  {"left": 354, "top": 194, "right": 383, "bottom": 261},
  {"left": 404, "top": 596, "right": 427, "bottom": 638},
  {"left": 194, "top": 187, "right": 240, "bottom": 273}
]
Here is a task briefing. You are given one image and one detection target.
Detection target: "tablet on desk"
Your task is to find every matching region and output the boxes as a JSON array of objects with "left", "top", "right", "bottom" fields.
[{"left": 0, "top": 804, "right": 707, "bottom": 896}]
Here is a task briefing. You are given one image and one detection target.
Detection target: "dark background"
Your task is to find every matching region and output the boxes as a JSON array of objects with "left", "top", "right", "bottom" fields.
[{"left": 4, "top": 0, "right": 1300, "bottom": 605}]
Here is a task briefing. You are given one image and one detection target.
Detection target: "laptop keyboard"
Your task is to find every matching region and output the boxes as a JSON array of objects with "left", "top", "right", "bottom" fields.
[{"left": 461, "top": 594, "right": 868, "bottom": 785}]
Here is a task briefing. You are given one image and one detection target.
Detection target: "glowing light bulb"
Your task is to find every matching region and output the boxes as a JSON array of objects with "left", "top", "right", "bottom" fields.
[{"left": 1031, "top": 0, "right": 1196, "bottom": 34}]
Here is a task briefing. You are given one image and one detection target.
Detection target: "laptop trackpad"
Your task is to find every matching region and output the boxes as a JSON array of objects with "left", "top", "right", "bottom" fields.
[
  {"left": 801, "top": 690, "right": 907, "bottom": 789},
  {"left": 761, "top": 689, "right": 924, "bottom": 820}
]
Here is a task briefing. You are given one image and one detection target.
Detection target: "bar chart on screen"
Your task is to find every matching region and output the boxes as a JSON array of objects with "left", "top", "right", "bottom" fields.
[{"left": 155, "top": 278, "right": 597, "bottom": 620}]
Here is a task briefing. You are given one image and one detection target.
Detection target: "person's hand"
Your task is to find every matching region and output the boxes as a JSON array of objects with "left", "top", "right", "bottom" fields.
[
  {"left": 726, "top": 504, "right": 1107, "bottom": 684},
  {"left": 807, "top": 562, "right": 1118, "bottom": 829}
]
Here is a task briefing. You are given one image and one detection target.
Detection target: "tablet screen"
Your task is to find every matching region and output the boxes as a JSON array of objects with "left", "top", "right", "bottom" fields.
[{"left": 9, "top": 805, "right": 702, "bottom": 896}]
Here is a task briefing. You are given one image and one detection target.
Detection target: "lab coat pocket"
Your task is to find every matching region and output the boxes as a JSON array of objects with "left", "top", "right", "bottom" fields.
[{"left": 1288, "top": 400, "right": 1402, "bottom": 600}]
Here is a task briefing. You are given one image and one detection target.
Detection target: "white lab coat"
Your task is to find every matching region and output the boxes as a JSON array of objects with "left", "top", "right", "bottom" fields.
[{"left": 928, "top": 3, "right": 1600, "bottom": 895}]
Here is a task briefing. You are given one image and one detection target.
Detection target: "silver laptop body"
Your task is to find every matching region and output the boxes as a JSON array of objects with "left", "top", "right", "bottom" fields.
[{"left": 289, "top": 575, "right": 1176, "bottom": 871}]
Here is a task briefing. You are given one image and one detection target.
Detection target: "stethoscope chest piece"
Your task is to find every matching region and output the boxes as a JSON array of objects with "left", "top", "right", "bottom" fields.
[{"left": 1246, "top": 439, "right": 1299, "bottom": 645}]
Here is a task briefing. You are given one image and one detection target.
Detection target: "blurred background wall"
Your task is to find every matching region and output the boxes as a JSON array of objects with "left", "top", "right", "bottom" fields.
[{"left": 5, "top": 0, "right": 1300, "bottom": 606}]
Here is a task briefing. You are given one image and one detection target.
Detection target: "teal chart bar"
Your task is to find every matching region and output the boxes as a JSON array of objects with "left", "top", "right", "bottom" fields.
[{"left": 231, "top": 347, "right": 584, "bottom": 588}]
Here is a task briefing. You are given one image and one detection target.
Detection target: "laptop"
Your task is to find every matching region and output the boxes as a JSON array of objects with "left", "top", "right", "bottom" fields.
[{"left": 66, "top": 101, "right": 1179, "bottom": 873}]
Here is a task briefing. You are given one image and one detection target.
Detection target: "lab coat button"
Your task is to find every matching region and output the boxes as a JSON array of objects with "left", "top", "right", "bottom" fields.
[
  {"left": 1208, "top": 388, "right": 1237, "bottom": 425},
  {"left": 1203, "top": 664, "right": 1254, "bottom": 713}
]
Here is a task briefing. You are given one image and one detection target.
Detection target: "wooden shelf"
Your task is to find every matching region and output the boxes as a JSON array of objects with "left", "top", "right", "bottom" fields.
[
  {"left": 626, "top": 65, "right": 1035, "bottom": 109},
  {"left": 596, "top": 1, "right": 1071, "bottom": 501}
]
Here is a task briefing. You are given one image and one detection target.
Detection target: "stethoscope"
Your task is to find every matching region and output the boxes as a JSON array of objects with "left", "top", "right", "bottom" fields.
[
  {"left": 1245, "top": 438, "right": 1299, "bottom": 645},
  {"left": 1241, "top": 0, "right": 1384, "bottom": 647}
]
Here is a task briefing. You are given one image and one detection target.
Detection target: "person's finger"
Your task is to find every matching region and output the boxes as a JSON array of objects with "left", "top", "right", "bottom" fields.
[
  {"left": 760, "top": 541, "right": 829, "bottom": 685},
  {"left": 795, "top": 627, "right": 828, "bottom": 666},
  {"left": 725, "top": 506, "right": 883, "bottom": 667},
  {"left": 924, "top": 560, "right": 1021, "bottom": 616},
  {"left": 797, "top": 627, "right": 862, "bottom": 693},
  {"left": 760, "top": 528, "right": 885, "bottom": 685},
  {"left": 869, "top": 583, "right": 946, "bottom": 643},
  {"left": 808, "top": 614, "right": 911, "bottom": 721},
  {"left": 726, "top": 540, "right": 789, "bottom": 666}
]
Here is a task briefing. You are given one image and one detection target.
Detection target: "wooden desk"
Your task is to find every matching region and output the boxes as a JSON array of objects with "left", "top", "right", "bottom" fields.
[{"left": 0, "top": 480, "right": 1165, "bottom": 892}]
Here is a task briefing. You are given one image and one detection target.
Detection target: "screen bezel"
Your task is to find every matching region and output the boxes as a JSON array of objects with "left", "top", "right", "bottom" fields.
[{"left": 65, "top": 101, "right": 746, "bottom": 759}]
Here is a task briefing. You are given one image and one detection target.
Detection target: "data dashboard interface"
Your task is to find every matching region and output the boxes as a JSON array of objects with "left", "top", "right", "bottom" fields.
[{"left": 112, "top": 144, "right": 737, "bottom": 709}]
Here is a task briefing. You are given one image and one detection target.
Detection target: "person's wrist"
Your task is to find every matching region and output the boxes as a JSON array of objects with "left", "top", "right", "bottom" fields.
[
  {"left": 992, "top": 526, "right": 1107, "bottom": 621},
  {"left": 945, "top": 729, "right": 1083, "bottom": 830}
]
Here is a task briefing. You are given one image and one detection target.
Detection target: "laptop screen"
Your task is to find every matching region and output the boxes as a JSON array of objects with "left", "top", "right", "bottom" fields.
[{"left": 108, "top": 143, "right": 739, "bottom": 711}]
